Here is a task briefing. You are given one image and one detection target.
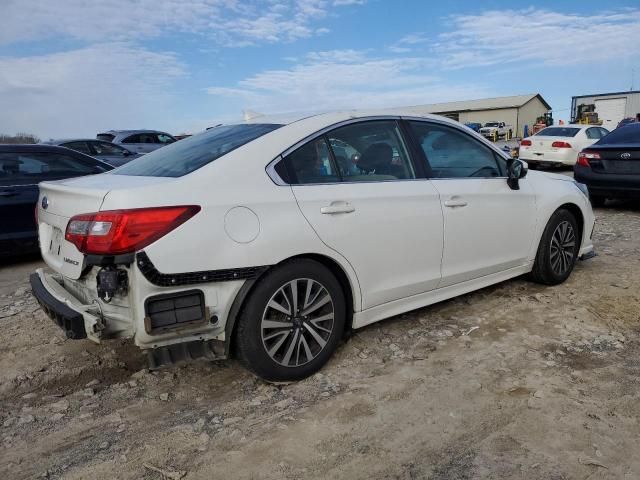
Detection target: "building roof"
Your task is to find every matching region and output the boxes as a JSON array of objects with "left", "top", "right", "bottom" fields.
[
  {"left": 572, "top": 90, "right": 640, "bottom": 100},
  {"left": 398, "top": 93, "right": 551, "bottom": 114}
]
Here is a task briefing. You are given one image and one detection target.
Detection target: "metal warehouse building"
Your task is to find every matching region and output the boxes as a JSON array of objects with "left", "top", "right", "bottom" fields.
[
  {"left": 399, "top": 93, "right": 551, "bottom": 137},
  {"left": 571, "top": 90, "right": 640, "bottom": 131}
]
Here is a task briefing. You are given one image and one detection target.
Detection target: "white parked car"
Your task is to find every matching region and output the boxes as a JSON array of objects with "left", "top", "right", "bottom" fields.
[
  {"left": 519, "top": 125, "right": 609, "bottom": 167},
  {"left": 31, "top": 111, "right": 595, "bottom": 382}
]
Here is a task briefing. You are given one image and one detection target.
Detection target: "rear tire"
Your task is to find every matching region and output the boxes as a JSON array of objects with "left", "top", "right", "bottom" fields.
[
  {"left": 529, "top": 209, "right": 580, "bottom": 286},
  {"left": 235, "top": 259, "right": 346, "bottom": 382},
  {"left": 589, "top": 194, "right": 606, "bottom": 208}
]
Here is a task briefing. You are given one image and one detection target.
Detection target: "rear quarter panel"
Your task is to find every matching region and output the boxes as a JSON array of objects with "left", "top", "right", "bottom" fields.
[{"left": 99, "top": 153, "right": 364, "bottom": 311}]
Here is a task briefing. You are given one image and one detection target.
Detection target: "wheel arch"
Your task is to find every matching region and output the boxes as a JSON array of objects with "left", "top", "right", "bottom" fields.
[
  {"left": 557, "top": 202, "right": 585, "bottom": 247},
  {"left": 224, "top": 253, "right": 358, "bottom": 357}
]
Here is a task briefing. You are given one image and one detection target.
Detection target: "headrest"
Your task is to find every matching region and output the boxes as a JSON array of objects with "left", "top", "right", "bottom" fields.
[{"left": 359, "top": 143, "right": 392, "bottom": 172}]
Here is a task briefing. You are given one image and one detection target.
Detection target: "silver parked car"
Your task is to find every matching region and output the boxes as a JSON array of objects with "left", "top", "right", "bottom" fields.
[
  {"left": 41, "top": 139, "right": 141, "bottom": 167},
  {"left": 96, "top": 130, "right": 176, "bottom": 154}
]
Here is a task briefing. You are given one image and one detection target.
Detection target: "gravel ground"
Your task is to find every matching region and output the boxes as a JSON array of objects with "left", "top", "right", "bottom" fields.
[{"left": 1, "top": 200, "right": 640, "bottom": 480}]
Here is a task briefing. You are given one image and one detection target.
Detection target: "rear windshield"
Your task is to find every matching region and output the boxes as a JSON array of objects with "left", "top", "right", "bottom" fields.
[
  {"left": 535, "top": 127, "right": 580, "bottom": 137},
  {"left": 597, "top": 124, "right": 640, "bottom": 145},
  {"left": 113, "top": 123, "right": 282, "bottom": 177},
  {"left": 97, "top": 134, "right": 115, "bottom": 142}
]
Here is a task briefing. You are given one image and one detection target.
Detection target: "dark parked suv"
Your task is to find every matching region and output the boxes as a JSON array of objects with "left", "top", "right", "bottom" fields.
[
  {"left": 0, "top": 145, "right": 111, "bottom": 256},
  {"left": 574, "top": 123, "right": 640, "bottom": 207}
]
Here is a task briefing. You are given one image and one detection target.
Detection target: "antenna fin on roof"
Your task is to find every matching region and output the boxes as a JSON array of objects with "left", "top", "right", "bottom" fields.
[{"left": 243, "top": 110, "right": 264, "bottom": 121}]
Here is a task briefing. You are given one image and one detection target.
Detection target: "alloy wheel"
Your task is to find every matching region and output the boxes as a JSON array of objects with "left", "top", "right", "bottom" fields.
[
  {"left": 550, "top": 220, "right": 576, "bottom": 276},
  {"left": 260, "top": 278, "right": 335, "bottom": 367}
]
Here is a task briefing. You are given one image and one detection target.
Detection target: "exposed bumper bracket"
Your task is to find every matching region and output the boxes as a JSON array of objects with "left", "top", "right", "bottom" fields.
[{"left": 146, "top": 339, "right": 226, "bottom": 369}]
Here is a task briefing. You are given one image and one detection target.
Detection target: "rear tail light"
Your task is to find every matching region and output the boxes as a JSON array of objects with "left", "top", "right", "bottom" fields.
[
  {"left": 65, "top": 205, "right": 200, "bottom": 255},
  {"left": 520, "top": 139, "right": 532, "bottom": 146},
  {"left": 551, "top": 141, "right": 572, "bottom": 148},
  {"left": 577, "top": 151, "right": 600, "bottom": 167}
]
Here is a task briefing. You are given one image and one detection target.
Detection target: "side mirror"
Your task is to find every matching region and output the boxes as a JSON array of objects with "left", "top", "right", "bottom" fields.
[
  {"left": 122, "top": 150, "right": 131, "bottom": 156},
  {"left": 507, "top": 159, "right": 527, "bottom": 190}
]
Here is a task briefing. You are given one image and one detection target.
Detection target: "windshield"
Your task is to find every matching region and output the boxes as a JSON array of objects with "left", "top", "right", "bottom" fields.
[
  {"left": 535, "top": 127, "right": 580, "bottom": 137},
  {"left": 113, "top": 123, "right": 282, "bottom": 177},
  {"left": 597, "top": 124, "right": 640, "bottom": 145}
]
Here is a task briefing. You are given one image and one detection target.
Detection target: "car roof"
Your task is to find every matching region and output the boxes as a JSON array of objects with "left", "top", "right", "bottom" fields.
[
  {"left": 41, "top": 138, "right": 108, "bottom": 145},
  {"left": 244, "top": 108, "right": 465, "bottom": 128},
  {"left": 0, "top": 144, "right": 84, "bottom": 153},
  {"left": 98, "top": 130, "right": 172, "bottom": 135},
  {"left": 221, "top": 109, "right": 513, "bottom": 165}
]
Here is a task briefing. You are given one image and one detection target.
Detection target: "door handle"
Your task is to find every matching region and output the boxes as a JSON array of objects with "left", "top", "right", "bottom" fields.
[
  {"left": 444, "top": 198, "right": 468, "bottom": 208},
  {"left": 321, "top": 203, "right": 355, "bottom": 215}
]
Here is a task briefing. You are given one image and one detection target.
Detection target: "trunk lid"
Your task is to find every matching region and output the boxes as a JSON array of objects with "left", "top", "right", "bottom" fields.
[
  {"left": 528, "top": 136, "right": 574, "bottom": 153},
  {"left": 37, "top": 173, "right": 176, "bottom": 278},
  {"left": 588, "top": 145, "right": 640, "bottom": 175}
]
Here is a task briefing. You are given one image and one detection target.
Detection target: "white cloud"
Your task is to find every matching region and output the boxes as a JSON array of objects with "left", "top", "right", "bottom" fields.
[
  {"left": 1, "top": 0, "right": 361, "bottom": 47},
  {"left": 436, "top": 8, "right": 640, "bottom": 68},
  {"left": 206, "top": 50, "right": 491, "bottom": 113},
  {"left": 0, "top": 44, "right": 185, "bottom": 138}
]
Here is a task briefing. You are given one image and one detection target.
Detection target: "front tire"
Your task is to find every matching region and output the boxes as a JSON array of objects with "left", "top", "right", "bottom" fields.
[
  {"left": 530, "top": 209, "right": 580, "bottom": 285},
  {"left": 235, "top": 259, "right": 346, "bottom": 382}
]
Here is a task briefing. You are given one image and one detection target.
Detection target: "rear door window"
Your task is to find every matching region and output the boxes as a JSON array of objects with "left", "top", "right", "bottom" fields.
[
  {"left": 157, "top": 134, "right": 176, "bottom": 144},
  {"left": 90, "top": 141, "right": 128, "bottom": 155},
  {"left": 327, "top": 121, "right": 415, "bottom": 182},
  {"left": 280, "top": 120, "right": 416, "bottom": 184},
  {"left": 62, "top": 141, "right": 92, "bottom": 154},
  {"left": 286, "top": 138, "right": 340, "bottom": 184},
  {"left": 122, "top": 134, "right": 143, "bottom": 144},
  {"left": 586, "top": 128, "right": 603, "bottom": 140}
]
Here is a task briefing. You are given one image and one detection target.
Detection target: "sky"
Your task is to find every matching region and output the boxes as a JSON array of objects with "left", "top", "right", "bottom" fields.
[{"left": 1, "top": 0, "right": 640, "bottom": 139}]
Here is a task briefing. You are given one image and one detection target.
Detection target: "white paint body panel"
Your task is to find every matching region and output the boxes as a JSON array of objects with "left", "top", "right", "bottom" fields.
[
  {"left": 34, "top": 110, "right": 595, "bottom": 354},
  {"left": 431, "top": 177, "right": 537, "bottom": 287},
  {"left": 292, "top": 180, "right": 443, "bottom": 309}
]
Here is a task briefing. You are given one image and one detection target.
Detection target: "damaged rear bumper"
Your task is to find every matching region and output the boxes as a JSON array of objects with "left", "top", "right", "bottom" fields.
[{"left": 30, "top": 268, "right": 104, "bottom": 342}]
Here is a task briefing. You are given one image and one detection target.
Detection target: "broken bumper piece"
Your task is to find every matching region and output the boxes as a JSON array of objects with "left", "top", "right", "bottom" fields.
[
  {"left": 29, "top": 268, "right": 104, "bottom": 342},
  {"left": 30, "top": 272, "right": 87, "bottom": 339}
]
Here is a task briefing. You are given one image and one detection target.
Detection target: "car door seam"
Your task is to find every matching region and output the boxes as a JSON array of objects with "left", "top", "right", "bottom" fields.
[{"left": 288, "top": 185, "right": 364, "bottom": 312}]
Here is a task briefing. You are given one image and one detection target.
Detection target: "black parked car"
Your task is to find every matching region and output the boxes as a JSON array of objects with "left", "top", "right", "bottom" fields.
[
  {"left": 574, "top": 123, "right": 640, "bottom": 207},
  {"left": 0, "top": 145, "right": 111, "bottom": 256}
]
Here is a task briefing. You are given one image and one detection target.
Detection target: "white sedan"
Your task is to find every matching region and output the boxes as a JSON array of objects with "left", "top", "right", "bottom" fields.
[
  {"left": 30, "top": 111, "right": 595, "bottom": 382},
  {"left": 519, "top": 125, "right": 609, "bottom": 167}
]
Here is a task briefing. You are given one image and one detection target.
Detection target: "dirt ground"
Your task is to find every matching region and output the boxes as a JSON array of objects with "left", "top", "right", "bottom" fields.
[{"left": 2, "top": 200, "right": 640, "bottom": 480}]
